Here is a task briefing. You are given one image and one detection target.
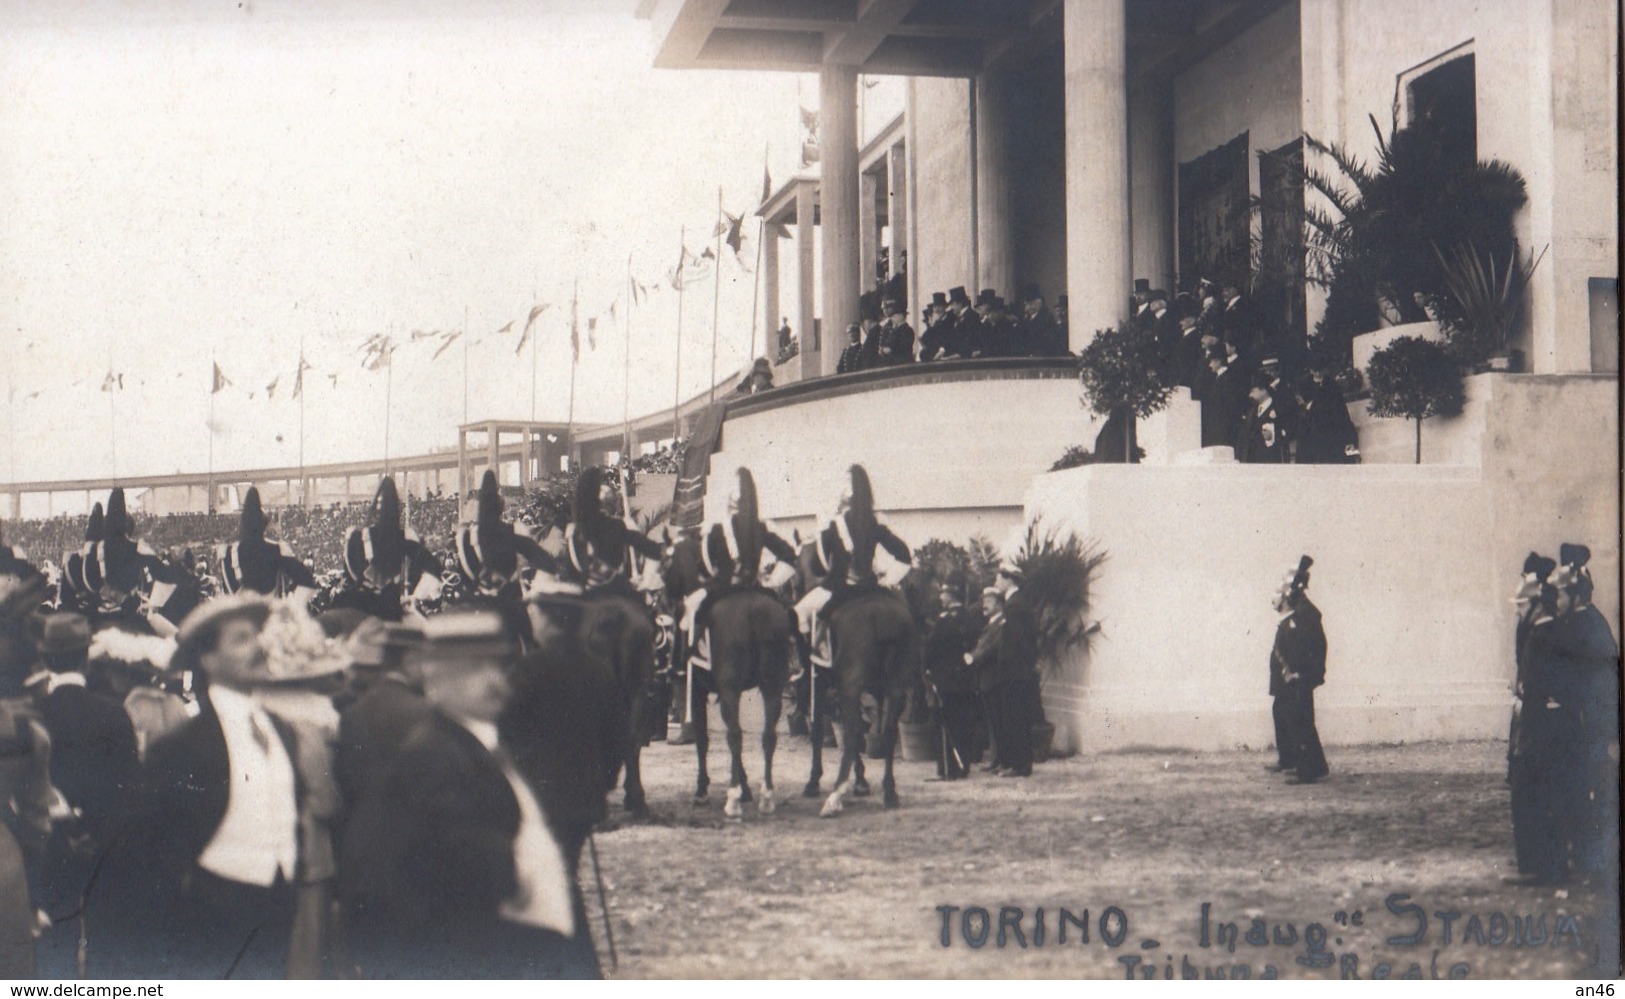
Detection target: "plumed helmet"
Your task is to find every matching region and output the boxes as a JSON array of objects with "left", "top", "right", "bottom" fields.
[
  {"left": 1557, "top": 542, "right": 1591, "bottom": 570},
  {"left": 478, "top": 470, "right": 504, "bottom": 525},
  {"left": 1521, "top": 551, "right": 1557, "bottom": 581},
  {"left": 104, "top": 488, "right": 132, "bottom": 539},
  {"left": 845, "top": 465, "right": 874, "bottom": 516},
  {"left": 84, "top": 503, "right": 104, "bottom": 544},
  {"left": 370, "top": 477, "right": 402, "bottom": 531},
  {"left": 575, "top": 466, "right": 609, "bottom": 524},
  {"left": 1289, "top": 555, "right": 1313, "bottom": 594},
  {"left": 239, "top": 487, "right": 267, "bottom": 543}
]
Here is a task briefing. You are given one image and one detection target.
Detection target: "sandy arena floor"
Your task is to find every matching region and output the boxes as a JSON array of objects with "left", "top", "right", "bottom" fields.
[{"left": 587, "top": 732, "right": 1620, "bottom": 980}]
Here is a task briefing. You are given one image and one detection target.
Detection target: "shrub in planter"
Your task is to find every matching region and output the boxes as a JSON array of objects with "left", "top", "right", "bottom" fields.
[
  {"left": 1366, "top": 335, "right": 1466, "bottom": 464},
  {"left": 1049, "top": 445, "right": 1097, "bottom": 471},
  {"left": 1433, "top": 240, "right": 1547, "bottom": 367},
  {"left": 1076, "top": 324, "right": 1173, "bottom": 464}
]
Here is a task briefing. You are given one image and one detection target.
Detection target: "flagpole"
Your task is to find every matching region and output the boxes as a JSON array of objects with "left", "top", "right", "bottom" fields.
[
  {"left": 462, "top": 309, "right": 471, "bottom": 427},
  {"left": 566, "top": 279, "right": 579, "bottom": 472},
  {"left": 673, "top": 225, "right": 685, "bottom": 444},
  {"left": 298, "top": 336, "right": 306, "bottom": 509},
  {"left": 751, "top": 142, "right": 769, "bottom": 360},
  {"left": 384, "top": 325, "right": 393, "bottom": 476},
  {"left": 623, "top": 257, "right": 633, "bottom": 459},
  {"left": 207, "top": 351, "right": 215, "bottom": 512},
  {"left": 709, "top": 185, "right": 723, "bottom": 404}
]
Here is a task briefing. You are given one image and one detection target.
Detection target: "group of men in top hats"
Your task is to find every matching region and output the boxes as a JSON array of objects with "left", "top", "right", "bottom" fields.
[
  {"left": 916, "top": 285, "right": 1069, "bottom": 364},
  {"left": 1505, "top": 542, "right": 1618, "bottom": 886},
  {"left": 1118, "top": 275, "right": 1359, "bottom": 465}
]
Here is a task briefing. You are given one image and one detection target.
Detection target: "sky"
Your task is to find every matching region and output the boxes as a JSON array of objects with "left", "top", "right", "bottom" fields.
[{"left": 0, "top": 0, "right": 865, "bottom": 494}]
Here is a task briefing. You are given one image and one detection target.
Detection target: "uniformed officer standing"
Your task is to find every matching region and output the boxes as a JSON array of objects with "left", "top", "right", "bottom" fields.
[
  {"left": 921, "top": 574, "right": 983, "bottom": 779},
  {"left": 1267, "top": 556, "right": 1328, "bottom": 784}
]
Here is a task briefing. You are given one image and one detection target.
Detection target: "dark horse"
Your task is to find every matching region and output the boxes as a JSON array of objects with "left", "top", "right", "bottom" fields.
[
  {"left": 793, "top": 542, "right": 917, "bottom": 816},
  {"left": 576, "top": 586, "right": 659, "bottom": 819},
  {"left": 667, "top": 536, "right": 791, "bottom": 817}
]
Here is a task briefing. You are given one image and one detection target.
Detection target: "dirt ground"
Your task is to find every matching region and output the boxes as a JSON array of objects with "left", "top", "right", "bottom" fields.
[{"left": 587, "top": 732, "right": 1620, "bottom": 980}]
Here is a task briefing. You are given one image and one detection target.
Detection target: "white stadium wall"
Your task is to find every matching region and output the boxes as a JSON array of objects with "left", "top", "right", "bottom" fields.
[{"left": 1025, "top": 373, "right": 1618, "bottom": 754}]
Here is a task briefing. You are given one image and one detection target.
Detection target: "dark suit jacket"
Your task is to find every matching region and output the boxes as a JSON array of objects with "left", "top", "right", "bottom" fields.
[
  {"left": 39, "top": 683, "right": 139, "bottom": 839},
  {"left": 1269, "top": 599, "right": 1326, "bottom": 697},
  {"left": 336, "top": 678, "right": 431, "bottom": 815},
  {"left": 923, "top": 605, "right": 985, "bottom": 695},
  {"left": 972, "top": 594, "right": 1041, "bottom": 692},
  {"left": 341, "top": 702, "right": 602, "bottom": 978},
  {"left": 1202, "top": 366, "right": 1248, "bottom": 449}
]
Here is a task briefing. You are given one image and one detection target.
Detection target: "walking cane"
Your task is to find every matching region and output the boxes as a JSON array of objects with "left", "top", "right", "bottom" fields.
[{"left": 587, "top": 834, "right": 618, "bottom": 973}]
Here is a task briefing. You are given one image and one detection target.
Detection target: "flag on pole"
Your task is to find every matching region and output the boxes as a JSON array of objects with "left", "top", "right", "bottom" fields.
[
  {"left": 102, "top": 370, "right": 124, "bottom": 392},
  {"left": 493, "top": 320, "right": 514, "bottom": 336},
  {"left": 210, "top": 363, "right": 230, "bottom": 393},
  {"left": 265, "top": 375, "right": 280, "bottom": 399},
  {"left": 668, "top": 247, "right": 713, "bottom": 290},
  {"left": 293, "top": 355, "right": 313, "bottom": 398},
  {"left": 431, "top": 329, "right": 464, "bottom": 360},
  {"left": 516, "top": 303, "right": 550, "bottom": 355},
  {"left": 359, "top": 334, "right": 394, "bottom": 371}
]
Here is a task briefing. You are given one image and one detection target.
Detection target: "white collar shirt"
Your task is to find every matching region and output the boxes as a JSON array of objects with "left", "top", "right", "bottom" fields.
[{"left": 196, "top": 684, "right": 300, "bottom": 887}]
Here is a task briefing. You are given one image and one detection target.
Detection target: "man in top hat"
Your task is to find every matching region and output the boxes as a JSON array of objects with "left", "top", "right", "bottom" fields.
[
  {"left": 1018, "top": 283, "right": 1059, "bottom": 358},
  {"left": 341, "top": 608, "right": 602, "bottom": 978},
  {"left": 836, "top": 323, "right": 865, "bottom": 374},
  {"left": 1236, "top": 368, "right": 1288, "bottom": 464},
  {"left": 1217, "top": 281, "right": 1258, "bottom": 363},
  {"left": 1267, "top": 557, "right": 1328, "bottom": 784},
  {"left": 921, "top": 573, "right": 984, "bottom": 780},
  {"left": 858, "top": 311, "right": 885, "bottom": 371},
  {"left": 948, "top": 286, "right": 986, "bottom": 359},
  {"left": 918, "top": 292, "right": 956, "bottom": 362},
  {"left": 775, "top": 317, "right": 794, "bottom": 362},
  {"left": 1129, "top": 277, "right": 1152, "bottom": 327},
  {"left": 96, "top": 594, "right": 347, "bottom": 977},
  {"left": 216, "top": 487, "right": 318, "bottom": 600},
  {"left": 1200, "top": 346, "right": 1249, "bottom": 451},
  {"left": 877, "top": 298, "right": 915, "bottom": 366},
  {"left": 28, "top": 612, "right": 139, "bottom": 975},
  {"left": 972, "top": 289, "right": 1005, "bottom": 356},
  {"left": 970, "top": 574, "right": 1040, "bottom": 778}
]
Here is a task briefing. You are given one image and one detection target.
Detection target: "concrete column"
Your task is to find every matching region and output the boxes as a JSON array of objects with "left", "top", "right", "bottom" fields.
[
  {"left": 486, "top": 429, "right": 499, "bottom": 487},
  {"left": 975, "top": 69, "right": 1015, "bottom": 299},
  {"left": 457, "top": 429, "right": 467, "bottom": 501},
  {"left": 1064, "top": 0, "right": 1132, "bottom": 348},
  {"left": 859, "top": 169, "right": 879, "bottom": 295},
  {"left": 762, "top": 230, "right": 780, "bottom": 358},
  {"left": 10, "top": 491, "right": 19, "bottom": 520},
  {"left": 1128, "top": 81, "right": 1176, "bottom": 293},
  {"left": 819, "top": 65, "right": 861, "bottom": 377},
  {"left": 795, "top": 182, "right": 819, "bottom": 379},
  {"left": 517, "top": 430, "right": 530, "bottom": 489},
  {"left": 888, "top": 142, "right": 908, "bottom": 292}
]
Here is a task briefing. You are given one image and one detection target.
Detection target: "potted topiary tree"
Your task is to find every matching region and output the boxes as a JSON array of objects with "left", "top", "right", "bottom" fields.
[
  {"left": 1366, "top": 335, "right": 1466, "bottom": 463},
  {"left": 1076, "top": 324, "right": 1173, "bottom": 463}
]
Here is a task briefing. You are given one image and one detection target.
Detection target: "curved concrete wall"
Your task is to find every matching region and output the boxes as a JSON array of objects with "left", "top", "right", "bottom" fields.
[{"left": 702, "top": 359, "right": 1090, "bottom": 548}]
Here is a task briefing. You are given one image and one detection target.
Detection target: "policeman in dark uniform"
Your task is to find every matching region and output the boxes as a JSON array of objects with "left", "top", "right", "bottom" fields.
[
  {"left": 836, "top": 324, "right": 865, "bottom": 374},
  {"left": 1267, "top": 556, "right": 1328, "bottom": 784}
]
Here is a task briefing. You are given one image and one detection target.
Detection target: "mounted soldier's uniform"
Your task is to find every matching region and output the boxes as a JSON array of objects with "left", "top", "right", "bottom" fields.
[
  {"left": 336, "top": 478, "right": 444, "bottom": 622},
  {"left": 215, "top": 487, "right": 318, "bottom": 598}
]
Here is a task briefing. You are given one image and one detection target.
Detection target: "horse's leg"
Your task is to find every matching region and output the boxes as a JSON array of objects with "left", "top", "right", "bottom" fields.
[
  {"left": 803, "top": 663, "right": 824, "bottom": 798},
  {"left": 879, "top": 688, "right": 905, "bottom": 809},
  {"left": 820, "top": 689, "right": 862, "bottom": 818},
  {"left": 718, "top": 688, "right": 748, "bottom": 819},
  {"left": 622, "top": 687, "right": 651, "bottom": 819},
  {"left": 692, "top": 686, "right": 711, "bottom": 803},
  {"left": 759, "top": 675, "right": 783, "bottom": 815}
]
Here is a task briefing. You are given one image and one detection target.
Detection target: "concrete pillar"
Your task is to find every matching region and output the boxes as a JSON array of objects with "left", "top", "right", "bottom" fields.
[
  {"left": 10, "top": 491, "right": 19, "bottom": 520},
  {"left": 457, "top": 429, "right": 467, "bottom": 500},
  {"left": 859, "top": 168, "right": 879, "bottom": 294},
  {"left": 1128, "top": 80, "right": 1176, "bottom": 293},
  {"left": 975, "top": 69, "right": 1015, "bottom": 299},
  {"left": 795, "top": 182, "right": 819, "bottom": 379},
  {"left": 344, "top": 476, "right": 351, "bottom": 504},
  {"left": 486, "top": 429, "right": 499, "bottom": 487},
  {"left": 1064, "top": 0, "right": 1132, "bottom": 348},
  {"left": 819, "top": 65, "right": 861, "bottom": 377},
  {"left": 518, "top": 429, "right": 531, "bottom": 489},
  {"left": 888, "top": 142, "right": 908, "bottom": 292},
  {"left": 762, "top": 225, "right": 781, "bottom": 360}
]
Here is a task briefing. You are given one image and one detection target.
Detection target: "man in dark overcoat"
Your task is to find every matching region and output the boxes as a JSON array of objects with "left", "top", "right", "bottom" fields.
[
  {"left": 340, "top": 607, "right": 607, "bottom": 979},
  {"left": 921, "top": 576, "right": 984, "bottom": 779},
  {"left": 972, "top": 581, "right": 1040, "bottom": 778}
]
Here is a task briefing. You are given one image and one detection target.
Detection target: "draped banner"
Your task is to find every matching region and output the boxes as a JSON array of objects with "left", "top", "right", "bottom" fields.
[
  {"left": 671, "top": 401, "right": 728, "bottom": 528},
  {"left": 1177, "top": 131, "right": 1250, "bottom": 289}
]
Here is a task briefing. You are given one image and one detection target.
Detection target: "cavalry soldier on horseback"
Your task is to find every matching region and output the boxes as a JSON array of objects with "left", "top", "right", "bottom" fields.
[
  {"left": 796, "top": 464, "right": 913, "bottom": 653},
  {"left": 560, "top": 467, "right": 664, "bottom": 598},
  {"left": 454, "top": 471, "right": 557, "bottom": 645},
  {"left": 681, "top": 468, "right": 796, "bottom": 672},
  {"left": 337, "top": 477, "right": 445, "bottom": 622},
  {"left": 215, "top": 487, "right": 318, "bottom": 600}
]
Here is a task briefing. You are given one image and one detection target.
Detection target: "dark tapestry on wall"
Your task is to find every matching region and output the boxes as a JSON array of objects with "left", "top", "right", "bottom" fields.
[
  {"left": 1255, "top": 138, "right": 1308, "bottom": 361},
  {"left": 1177, "top": 132, "right": 1250, "bottom": 291}
]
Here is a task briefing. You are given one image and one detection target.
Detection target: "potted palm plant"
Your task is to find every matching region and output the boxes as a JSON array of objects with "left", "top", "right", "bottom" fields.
[
  {"left": 1433, "top": 241, "right": 1546, "bottom": 371},
  {"left": 1008, "top": 523, "right": 1107, "bottom": 761}
]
